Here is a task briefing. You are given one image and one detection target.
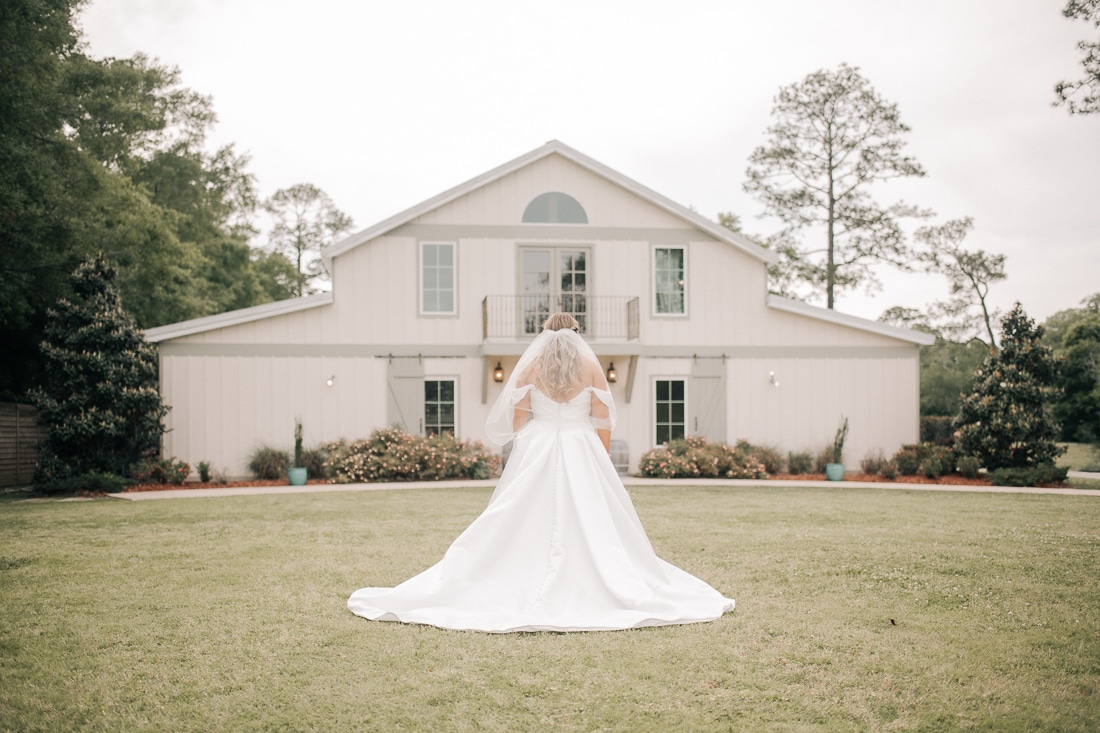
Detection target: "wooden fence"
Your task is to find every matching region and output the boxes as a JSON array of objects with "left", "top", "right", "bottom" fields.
[{"left": 0, "top": 403, "right": 45, "bottom": 486}]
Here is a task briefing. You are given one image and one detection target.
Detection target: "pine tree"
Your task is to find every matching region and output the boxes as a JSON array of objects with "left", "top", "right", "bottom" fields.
[
  {"left": 30, "top": 255, "right": 169, "bottom": 481},
  {"left": 953, "top": 304, "right": 1064, "bottom": 471}
]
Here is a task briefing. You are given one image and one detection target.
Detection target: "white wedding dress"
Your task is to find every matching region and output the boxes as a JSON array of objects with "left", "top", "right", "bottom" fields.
[{"left": 347, "top": 386, "right": 735, "bottom": 632}]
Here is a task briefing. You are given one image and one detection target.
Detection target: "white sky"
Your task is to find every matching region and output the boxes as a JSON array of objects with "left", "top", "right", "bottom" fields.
[{"left": 78, "top": 0, "right": 1099, "bottom": 325}]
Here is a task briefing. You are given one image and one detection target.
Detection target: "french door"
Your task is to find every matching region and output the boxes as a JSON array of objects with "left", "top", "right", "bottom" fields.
[{"left": 521, "top": 248, "right": 588, "bottom": 334}]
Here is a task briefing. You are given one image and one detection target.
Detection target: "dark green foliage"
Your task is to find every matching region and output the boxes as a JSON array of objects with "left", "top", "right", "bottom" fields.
[
  {"left": 987, "top": 465, "right": 1069, "bottom": 487},
  {"left": 248, "top": 445, "right": 291, "bottom": 480},
  {"left": 637, "top": 437, "right": 769, "bottom": 480},
  {"left": 197, "top": 461, "right": 211, "bottom": 482},
  {"left": 299, "top": 447, "right": 330, "bottom": 480},
  {"left": 920, "top": 416, "right": 956, "bottom": 445},
  {"left": 293, "top": 418, "right": 304, "bottom": 467},
  {"left": 1052, "top": 315, "right": 1100, "bottom": 444},
  {"left": 891, "top": 443, "right": 956, "bottom": 478},
  {"left": 956, "top": 455, "right": 982, "bottom": 479},
  {"left": 28, "top": 256, "right": 169, "bottom": 482},
  {"left": 954, "top": 304, "right": 1065, "bottom": 471},
  {"left": 921, "top": 338, "right": 990, "bottom": 416},
  {"left": 787, "top": 451, "right": 813, "bottom": 475},
  {"left": 813, "top": 445, "right": 833, "bottom": 474},
  {"left": 881, "top": 461, "right": 898, "bottom": 480},
  {"left": 322, "top": 428, "right": 501, "bottom": 483},
  {"left": 34, "top": 471, "right": 131, "bottom": 497}
]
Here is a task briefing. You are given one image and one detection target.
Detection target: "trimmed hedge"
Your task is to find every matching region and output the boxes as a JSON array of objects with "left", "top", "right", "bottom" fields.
[
  {"left": 322, "top": 428, "right": 500, "bottom": 483},
  {"left": 639, "top": 437, "right": 768, "bottom": 480}
]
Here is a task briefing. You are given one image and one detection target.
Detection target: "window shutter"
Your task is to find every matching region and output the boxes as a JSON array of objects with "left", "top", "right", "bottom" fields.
[
  {"left": 690, "top": 359, "right": 727, "bottom": 442},
  {"left": 386, "top": 358, "right": 425, "bottom": 433}
]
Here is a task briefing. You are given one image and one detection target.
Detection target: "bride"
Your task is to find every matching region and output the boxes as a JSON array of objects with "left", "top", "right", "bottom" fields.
[{"left": 347, "top": 313, "right": 735, "bottom": 632}]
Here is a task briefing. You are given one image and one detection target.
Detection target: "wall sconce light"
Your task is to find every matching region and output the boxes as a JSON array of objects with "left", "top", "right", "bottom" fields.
[
  {"left": 325, "top": 374, "right": 335, "bottom": 387},
  {"left": 769, "top": 371, "right": 779, "bottom": 387},
  {"left": 606, "top": 362, "right": 617, "bottom": 383},
  {"left": 493, "top": 361, "right": 505, "bottom": 383}
]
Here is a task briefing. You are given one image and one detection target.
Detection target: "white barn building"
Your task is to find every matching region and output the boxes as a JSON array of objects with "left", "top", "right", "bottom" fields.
[{"left": 144, "top": 141, "right": 933, "bottom": 478}]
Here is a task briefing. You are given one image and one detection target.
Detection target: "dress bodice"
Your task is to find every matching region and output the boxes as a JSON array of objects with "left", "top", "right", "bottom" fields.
[{"left": 529, "top": 387, "right": 594, "bottom": 428}]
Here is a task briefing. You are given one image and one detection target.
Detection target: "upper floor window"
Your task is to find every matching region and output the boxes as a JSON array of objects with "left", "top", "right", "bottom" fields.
[
  {"left": 421, "top": 242, "right": 455, "bottom": 314},
  {"left": 522, "top": 192, "right": 588, "bottom": 224},
  {"left": 653, "top": 246, "right": 686, "bottom": 315}
]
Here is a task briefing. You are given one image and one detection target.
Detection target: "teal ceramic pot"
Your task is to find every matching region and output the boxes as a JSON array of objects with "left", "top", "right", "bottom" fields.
[
  {"left": 825, "top": 463, "right": 845, "bottom": 481},
  {"left": 288, "top": 467, "right": 308, "bottom": 486}
]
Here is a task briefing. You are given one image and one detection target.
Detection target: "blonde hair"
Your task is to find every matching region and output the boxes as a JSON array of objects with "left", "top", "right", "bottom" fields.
[{"left": 527, "top": 313, "right": 585, "bottom": 401}]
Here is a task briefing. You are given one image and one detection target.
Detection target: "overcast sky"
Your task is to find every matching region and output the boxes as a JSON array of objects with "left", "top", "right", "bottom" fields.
[{"left": 79, "top": 0, "right": 1099, "bottom": 325}]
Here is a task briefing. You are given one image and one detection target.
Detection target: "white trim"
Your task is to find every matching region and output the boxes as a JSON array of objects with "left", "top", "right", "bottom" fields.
[
  {"left": 651, "top": 244, "right": 688, "bottom": 317},
  {"left": 419, "top": 241, "right": 457, "bottom": 316},
  {"left": 766, "top": 294, "right": 936, "bottom": 346},
  {"left": 322, "top": 140, "right": 778, "bottom": 268},
  {"left": 143, "top": 292, "right": 333, "bottom": 343},
  {"left": 652, "top": 376, "right": 688, "bottom": 448}
]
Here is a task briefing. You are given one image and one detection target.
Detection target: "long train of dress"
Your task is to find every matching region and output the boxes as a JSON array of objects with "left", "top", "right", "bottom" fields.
[{"left": 347, "top": 387, "right": 735, "bottom": 632}]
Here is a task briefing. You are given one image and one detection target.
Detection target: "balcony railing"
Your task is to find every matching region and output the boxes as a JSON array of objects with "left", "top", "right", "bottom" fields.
[{"left": 483, "top": 295, "right": 639, "bottom": 341}]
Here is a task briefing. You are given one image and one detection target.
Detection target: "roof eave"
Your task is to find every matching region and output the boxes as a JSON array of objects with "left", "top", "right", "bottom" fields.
[
  {"left": 323, "top": 140, "right": 779, "bottom": 266},
  {"left": 143, "top": 292, "right": 334, "bottom": 343},
  {"left": 766, "top": 294, "right": 937, "bottom": 346}
]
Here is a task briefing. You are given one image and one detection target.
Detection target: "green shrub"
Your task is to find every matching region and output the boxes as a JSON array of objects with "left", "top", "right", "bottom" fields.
[
  {"left": 35, "top": 471, "right": 131, "bottom": 496},
  {"left": 130, "top": 454, "right": 191, "bottom": 485},
  {"left": 197, "top": 461, "right": 212, "bottom": 482},
  {"left": 891, "top": 443, "right": 955, "bottom": 477},
  {"left": 321, "top": 428, "right": 501, "bottom": 483},
  {"left": 860, "top": 449, "right": 887, "bottom": 475},
  {"left": 956, "top": 455, "right": 982, "bottom": 479},
  {"left": 787, "top": 451, "right": 813, "bottom": 475},
  {"left": 920, "top": 416, "right": 955, "bottom": 446},
  {"left": 248, "top": 445, "right": 291, "bottom": 480},
  {"left": 638, "top": 436, "right": 768, "bottom": 480},
  {"left": 300, "top": 447, "right": 330, "bottom": 479},
  {"left": 987, "top": 465, "right": 1068, "bottom": 487},
  {"left": 920, "top": 456, "right": 946, "bottom": 479},
  {"left": 813, "top": 445, "right": 833, "bottom": 474},
  {"left": 881, "top": 461, "right": 898, "bottom": 480},
  {"left": 747, "top": 443, "right": 784, "bottom": 474}
]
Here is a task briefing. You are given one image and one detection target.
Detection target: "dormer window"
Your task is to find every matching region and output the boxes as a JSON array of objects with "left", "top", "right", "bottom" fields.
[{"left": 522, "top": 192, "right": 587, "bottom": 224}]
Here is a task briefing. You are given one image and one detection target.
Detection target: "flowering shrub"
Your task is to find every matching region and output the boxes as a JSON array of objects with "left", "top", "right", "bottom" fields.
[
  {"left": 321, "top": 427, "right": 501, "bottom": 483},
  {"left": 890, "top": 443, "right": 956, "bottom": 478},
  {"left": 129, "top": 452, "right": 191, "bottom": 485},
  {"left": 638, "top": 436, "right": 768, "bottom": 480}
]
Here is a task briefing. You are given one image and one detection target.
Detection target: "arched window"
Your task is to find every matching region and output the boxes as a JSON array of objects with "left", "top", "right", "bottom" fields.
[{"left": 522, "top": 192, "right": 587, "bottom": 224}]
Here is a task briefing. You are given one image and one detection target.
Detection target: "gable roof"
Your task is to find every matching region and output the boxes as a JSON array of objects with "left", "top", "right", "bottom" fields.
[
  {"left": 143, "top": 292, "right": 333, "bottom": 343},
  {"left": 766, "top": 294, "right": 936, "bottom": 346},
  {"left": 324, "top": 140, "right": 778, "bottom": 266}
]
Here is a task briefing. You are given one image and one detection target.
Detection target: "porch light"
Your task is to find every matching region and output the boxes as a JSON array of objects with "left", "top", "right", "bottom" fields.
[
  {"left": 326, "top": 375, "right": 335, "bottom": 387},
  {"left": 606, "top": 362, "right": 617, "bottom": 383},
  {"left": 769, "top": 371, "right": 779, "bottom": 387},
  {"left": 493, "top": 362, "right": 505, "bottom": 383}
]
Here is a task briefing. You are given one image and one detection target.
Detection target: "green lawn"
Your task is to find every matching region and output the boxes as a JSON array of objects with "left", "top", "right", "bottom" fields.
[
  {"left": 1060, "top": 442, "right": 1100, "bottom": 472},
  {"left": 2, "top": 486, "right": 1099, "bottom": 732}
]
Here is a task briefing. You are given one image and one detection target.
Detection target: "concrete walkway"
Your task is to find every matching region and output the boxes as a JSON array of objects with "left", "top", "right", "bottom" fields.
[{"left": 108, "top": 471, "right": 1100, "bottom": 501}]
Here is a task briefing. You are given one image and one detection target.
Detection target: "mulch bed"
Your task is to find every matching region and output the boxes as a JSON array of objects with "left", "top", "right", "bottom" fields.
[
  {"left": 770, "top": 472, "right": 992, "bottom": 486},
  {"left": 121, "top": 474, "right": 998, "bottom": 492},
  {"left": 122, "top": 478, "right": 331, "bottom": 492}
]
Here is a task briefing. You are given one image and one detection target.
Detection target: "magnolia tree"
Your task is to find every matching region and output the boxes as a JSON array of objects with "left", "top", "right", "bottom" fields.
[
  {"left": 953, "top": 304, "right": 1064, "bottom": 473},
  {"left": 30, "top": 255, "right": 168, "bottom": 482}
]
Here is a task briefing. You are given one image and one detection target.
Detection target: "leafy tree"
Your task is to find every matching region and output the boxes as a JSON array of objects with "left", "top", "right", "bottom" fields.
[
  {"left": 1042, "top": 292, "right": 1100, "bottom": 349},
  {"left": 879, "top": 307, "right": 989, "bottom": 417},
  {"left": 264, "top": 184, "right": 353, "bottom": 297},
  {"left": 744, "top": 63, "right": 929, "bottom": 309},
  {"left": 1051, "top": 315, "right": 1100, "bottom": 443},
  {"left": 915, "top": 217, "right": 1006, "bottom": 349},
  {"left": 953, "top": 304, "right": 1064, "bottom": 470},
  {"left": 1055, "top": 0, "right": 1100, "bottom": 114},
  {"left": 29, "top": 255, "right": 169, "bottom": 482}
]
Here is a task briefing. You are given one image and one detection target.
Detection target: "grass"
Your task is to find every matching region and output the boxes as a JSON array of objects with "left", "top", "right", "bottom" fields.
[
  {"left": 2, "top": 485, "right": 1099, "bottom": 731},
  {"left": 1059, "top": 442, "right": 1100, "bottom": 472}
]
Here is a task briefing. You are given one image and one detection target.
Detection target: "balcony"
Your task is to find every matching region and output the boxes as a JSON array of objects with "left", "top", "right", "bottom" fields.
[{"left": 482, "top": 295, "right": 640, "bottom": 341}]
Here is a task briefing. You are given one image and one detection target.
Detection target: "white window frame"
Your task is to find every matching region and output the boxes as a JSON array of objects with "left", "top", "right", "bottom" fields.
[
  {"left": 653, "top": 377, "right": 688, "bottom": 447},
  {"left": 651, "top": 245, "right": 687, "bottom": 317},
  {"left": 419, "top": 241, "right": 457, "bottom": 316},
  {"left": 423, "top": 376, "right": 459, "bottom": 436}
]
